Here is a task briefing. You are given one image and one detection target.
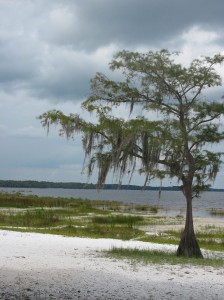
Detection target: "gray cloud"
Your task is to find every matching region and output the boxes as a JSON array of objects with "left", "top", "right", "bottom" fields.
[
  {"left": 0, "top": 0, "right": 223, "bottom": 103},
  {"left": 0, "top": 0, "right": 224, "bottom": 185},
  {"left": 40, "top": 0, "right": 224, "bottom": 50}
]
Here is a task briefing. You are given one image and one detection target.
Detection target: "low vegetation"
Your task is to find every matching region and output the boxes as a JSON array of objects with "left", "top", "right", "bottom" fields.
[
  {"left": 0, "top": 191, "right": 223, "bottom": 256},
  {"left": 105, "top": 248, "right": 224, "bottom": 267},
  {"left": 209, "top": 208, "right": 224, "bottom": 216}
]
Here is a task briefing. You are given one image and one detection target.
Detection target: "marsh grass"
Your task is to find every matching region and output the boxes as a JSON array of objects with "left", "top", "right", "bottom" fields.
[
  {"left": 139, "top": 235, "right": 179, "bottom": 245},
  {"left": 0, "top": 192, "right": 72, "bottom": 208},
  {"left": 146, "top": 229, "right": 224, "bottom": 252},
  {"left": 92, "top": 215, "right": 144, "bottom": 228},
  {"left": 134, "top": 205, "right": 158, "bottom": 213},
  {"left": 0, "top": 192, "right": 223, "bottom": 253},
  {"left": 149, "top": 206, "right": 158, "bottom": 213},
  {"left": 53, "top": 224, "right": 142, "bottom": 239},
  {"left": 3, "top": 224, "right": 143, "bottom": 240},
  {"left": 209, "top": 208, "right": 224, "bottom": 216},
  {"left": 0, "top": 191, "right": 116, "bottom": 210},
  {"left": 105, "top": 248, "right": 224, "bottom": 267},
  {"left": 0, "top": 209, "right": 60, "bottom": 227},
  {"left": 135, "top": 226, "right": 224, "bottom": 252}
]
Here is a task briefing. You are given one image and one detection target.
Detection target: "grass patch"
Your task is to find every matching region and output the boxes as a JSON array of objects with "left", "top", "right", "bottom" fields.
[
  {"left": 138, "top": 235, "right": 179, "bottom": 245},
  {"left": 0, "top": 192, "right": 223, "bottom": 254},
  {"left": 0, "top": 224, "right": 143, "bottom": 240},
  {"left": 134, "top": 205, "right": 158, "bottom": 213},
  {"left": 175, "top": 230, "right": 224, "bottom": 250},
  {"left": 105, "top": 247, "right": 224, "bottom": 267},
  {"left": 0, "top": 191, "right": 118, "bottom": 211},
  {"left": 56, "top": 225, "right": 142, "bottom": 240},
  {"left": 209, "top": 209, "right": 224, "bottom": 216},
  {"left": 146, "top": 229, "right": 224, "bottom": 252},
  {"left": 92, "top": 215, "right": 144, "bottom": 228},
  {"left": 0, "top": 209, "right": 60, "bottom": 227},
  {"left": 0, "top": 192, "right": 72, "bottom": 208}
]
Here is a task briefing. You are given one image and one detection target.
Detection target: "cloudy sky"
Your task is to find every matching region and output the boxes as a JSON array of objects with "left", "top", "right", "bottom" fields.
[{"left": 0, "top": 0, "right": 224, "bottom": 187}]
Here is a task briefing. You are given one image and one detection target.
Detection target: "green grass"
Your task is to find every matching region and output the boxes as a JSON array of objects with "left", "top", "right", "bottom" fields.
[
  {"left": 134, "top": 205, "right": 158, "bottom": 213},
  {"left": 0, "top": 209, "right": 61, "bottom": 227},
  {"left": 209, "top": 208, "right": 224, "bottom": 216},
  {"left": 137, "top": 229, "right": 224, "bottom": 252},
  {"left": 105, "top": 247, "right": 224, "bottom": 267},
  {"left": 163, "top": 230, "right": 224, "bottom": 252},
  {"left": 0, "top": 224, "right": 143, "bottom": 240},
  {"left": 0, "top": 191, "right": 223, "bottom": 254},
  {"left": 138, "top": 235, "right": 179, "bottom": 245},
  {"left": 0, "top": 192, "right": 72, "bottom": 208},
  {"left": 92, "top": 215, "right": 144, "bottom": 228},
  {"left": 0, "top": 191, "right": 118, "bottom": 211}
]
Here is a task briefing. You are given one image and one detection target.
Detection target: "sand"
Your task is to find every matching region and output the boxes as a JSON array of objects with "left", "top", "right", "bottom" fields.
[{"left": 0, "top": 230, "right": 223, "bottom": 300}]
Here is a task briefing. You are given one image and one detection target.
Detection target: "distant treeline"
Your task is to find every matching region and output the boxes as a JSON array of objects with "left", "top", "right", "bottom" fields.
[
  {"left": 0, "top": 180, "right": 223, "bottom": 192},
  {"left": 0, "top": 180, "right": 179, "bottom": 190}
]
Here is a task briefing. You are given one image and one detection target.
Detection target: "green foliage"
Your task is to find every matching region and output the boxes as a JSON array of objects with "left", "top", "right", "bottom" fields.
[
  {"left": 39, "top": 49, "right": 224, "bottom": 257},
  {"left": 39, "top": 49, "right": 224, "bottom": 194}
]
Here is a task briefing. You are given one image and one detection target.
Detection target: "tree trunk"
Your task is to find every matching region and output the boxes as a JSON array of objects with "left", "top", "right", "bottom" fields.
[{"left": 177, "top": 184, "right": 203, "bottom": 258}]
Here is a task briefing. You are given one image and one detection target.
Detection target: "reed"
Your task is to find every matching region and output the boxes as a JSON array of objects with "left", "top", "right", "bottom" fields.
[
  {"left": 0, "top": 192, "right": 223, "bottom": 252},
  {"left": 105, "top": 247, "right": 224, "bottom": 267},
  {"left": 92, "top": 215, "right": 144, "bottom": 228},
  {"left": 209, "top": 208, "right": 224, "bottom": 216}
]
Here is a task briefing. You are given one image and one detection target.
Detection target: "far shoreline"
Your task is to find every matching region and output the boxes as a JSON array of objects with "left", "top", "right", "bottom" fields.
[{"left": 0, "top": 179, "right": 224, "bottom": 191}]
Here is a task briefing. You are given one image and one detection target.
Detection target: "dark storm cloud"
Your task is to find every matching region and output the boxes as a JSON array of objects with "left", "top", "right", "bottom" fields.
[
  {"left": 0, "top": 0, "right": 223, "bottom": 185},
  {"left": 0, "top": 0, "right": 223, "bottom": 103},
  {"left": 85, "top": 0, "right": 223, "bottom": 47},
  {"left": 42, "top": 0, "right": 224, "bottom": 50}
]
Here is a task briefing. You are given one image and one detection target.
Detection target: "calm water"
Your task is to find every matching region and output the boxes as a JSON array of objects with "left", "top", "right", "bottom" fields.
[{"left": 1, "top": 187, "right": 223, "bottom": 217}]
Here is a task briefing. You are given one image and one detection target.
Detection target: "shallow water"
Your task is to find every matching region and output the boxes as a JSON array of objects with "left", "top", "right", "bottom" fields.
[{"left": 1, "top": 187, "right": 223, "bottom": 218}]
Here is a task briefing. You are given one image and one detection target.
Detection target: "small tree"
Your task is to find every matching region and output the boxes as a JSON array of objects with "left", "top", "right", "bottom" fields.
[{"left": 39, "top": 49, "right": 224, "bottom": 258}]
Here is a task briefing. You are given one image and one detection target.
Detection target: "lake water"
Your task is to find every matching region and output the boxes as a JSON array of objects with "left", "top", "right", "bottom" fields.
[{"left": 1, "top": 187, "right": 223, "bottom": 217}]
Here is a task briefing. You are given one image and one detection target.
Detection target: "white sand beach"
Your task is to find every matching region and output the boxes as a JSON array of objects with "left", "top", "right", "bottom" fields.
[{"left": 0, "top": 230, "right": 223, "bottom": 300}]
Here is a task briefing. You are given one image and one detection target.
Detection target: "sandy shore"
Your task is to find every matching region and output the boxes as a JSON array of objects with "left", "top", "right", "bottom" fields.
[{"left": 0, "top": 230, "right": 223, "bottom": 300}]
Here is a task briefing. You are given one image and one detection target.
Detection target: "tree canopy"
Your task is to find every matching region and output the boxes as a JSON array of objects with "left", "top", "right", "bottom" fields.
[{"left": 39, "top": 49, "right": 224, "bottom": 257}]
